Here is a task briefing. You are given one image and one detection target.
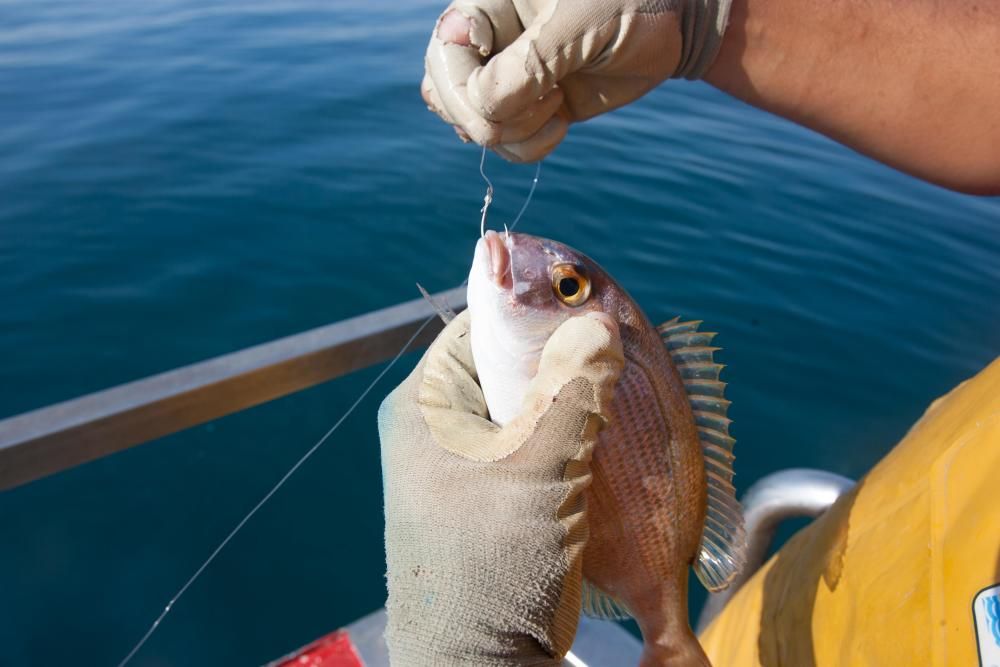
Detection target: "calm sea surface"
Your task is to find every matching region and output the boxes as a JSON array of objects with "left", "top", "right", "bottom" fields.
[{"left": 1, "top": 1, "right": 998, "bottom": 664}]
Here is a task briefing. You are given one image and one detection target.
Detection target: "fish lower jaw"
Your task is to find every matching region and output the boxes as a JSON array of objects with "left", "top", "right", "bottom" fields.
[
  {"left": 468, "top": 324, "right": 538, "bottom": 427},
  {"left": 476, "top": 359, "right": 535, "bottom": 426}
]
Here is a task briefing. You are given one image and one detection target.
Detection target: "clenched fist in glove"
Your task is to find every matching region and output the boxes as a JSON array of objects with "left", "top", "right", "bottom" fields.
[{"left": 422, "top": 0, "right": 732, "bottom": 161}]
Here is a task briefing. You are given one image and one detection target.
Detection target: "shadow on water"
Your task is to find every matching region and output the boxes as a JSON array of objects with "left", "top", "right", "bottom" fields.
[{"left": 757, "top": 481, "right": 862, "bottom": 667}]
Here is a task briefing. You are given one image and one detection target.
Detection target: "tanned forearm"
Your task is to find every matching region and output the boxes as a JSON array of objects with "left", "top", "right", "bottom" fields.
[{"left": 705, "top": 0, "right": 1000, "bottom": 195}]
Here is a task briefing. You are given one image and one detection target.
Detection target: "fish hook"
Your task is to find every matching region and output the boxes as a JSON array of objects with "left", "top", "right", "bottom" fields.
[{"left": 479, "top": 146, "right": 494, "bottom": 238}]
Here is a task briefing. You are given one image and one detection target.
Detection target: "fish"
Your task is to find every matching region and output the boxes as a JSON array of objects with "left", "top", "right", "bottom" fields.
[{"left": 467, "top": 230, "right": 747, "bottom": 667}]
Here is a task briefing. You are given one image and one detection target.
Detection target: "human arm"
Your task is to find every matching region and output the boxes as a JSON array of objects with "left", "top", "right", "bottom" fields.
[
  {"left": 378, "top": 310, "right": 623, "bottom": 665},
  {"left": 706, "top": 0, "right": 1000, "bottom": 195},
  {"left": 423, "top": 0, "right": 1000, "bottom": 195}
]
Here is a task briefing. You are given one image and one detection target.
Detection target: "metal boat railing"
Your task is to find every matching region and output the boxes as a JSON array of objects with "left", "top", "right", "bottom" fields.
[
  {"left": 0, "top": 288, "right": 854, "bottom": 638},
  {"left": 0, "top": 286, "right": 465, "bottom": 491}
]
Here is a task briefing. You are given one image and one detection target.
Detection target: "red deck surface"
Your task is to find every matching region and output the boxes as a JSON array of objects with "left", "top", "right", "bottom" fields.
[{"left": 272, "top": 630, "right": 363, "bottom": 667}]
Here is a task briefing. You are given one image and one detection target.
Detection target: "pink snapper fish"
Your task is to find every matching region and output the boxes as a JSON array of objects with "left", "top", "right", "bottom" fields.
[{"left": 467, "top": 231, "right": 746, "bottom": 666}]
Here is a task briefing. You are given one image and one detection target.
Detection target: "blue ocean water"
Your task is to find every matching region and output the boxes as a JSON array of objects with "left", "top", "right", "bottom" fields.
[{"left": 0, "top": 0, "right": 997, "bottom": 664}]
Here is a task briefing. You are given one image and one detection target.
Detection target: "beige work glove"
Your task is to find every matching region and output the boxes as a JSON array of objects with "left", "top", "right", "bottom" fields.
[
  {"left": 378, "top": 310, "right": 624, "bottom": 666},
  {"left": 422, "top": 0, "right": 732, "bottom": 162}
]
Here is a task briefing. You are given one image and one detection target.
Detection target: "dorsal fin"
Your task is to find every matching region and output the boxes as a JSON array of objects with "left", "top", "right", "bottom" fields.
[{"left": 659, "top": 317, "right": 747, "bottom": 592}]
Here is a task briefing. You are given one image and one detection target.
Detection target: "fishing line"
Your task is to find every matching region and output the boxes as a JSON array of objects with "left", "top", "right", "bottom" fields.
[
  {"left": 116, "top": 319, "right": 436, "bottom": 667},
  {"left": 117, "top": 151, "right": 541, "bottom": 667},
  {"left": 509, "top": 160, "right": 541, "bottom": 232},
  {"left": 479, "top": 145, "right": 541, "bottom": 235}
]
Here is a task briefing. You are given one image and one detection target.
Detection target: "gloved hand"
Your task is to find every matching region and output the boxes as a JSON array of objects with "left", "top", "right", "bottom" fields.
[
  {"left": 422, "top": 0, "right": 732, "bottom": 162},
  {"left": 378, "top": 309, "right": 624, "bottom": 666}
]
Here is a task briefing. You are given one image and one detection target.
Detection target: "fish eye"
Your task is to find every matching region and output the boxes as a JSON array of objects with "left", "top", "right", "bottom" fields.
[{"left": 552, "top": 264, "right": 591, "bottom": 306}]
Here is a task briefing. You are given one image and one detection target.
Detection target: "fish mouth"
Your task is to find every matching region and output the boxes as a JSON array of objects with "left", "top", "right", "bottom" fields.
[{"left": 483, "top": 230, "right": 512, "bottom": 289}]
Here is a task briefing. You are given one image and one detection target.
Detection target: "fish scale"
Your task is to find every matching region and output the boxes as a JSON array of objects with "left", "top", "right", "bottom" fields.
[{"left": 582, "top": 310, "right": 708, "bottom": 638}]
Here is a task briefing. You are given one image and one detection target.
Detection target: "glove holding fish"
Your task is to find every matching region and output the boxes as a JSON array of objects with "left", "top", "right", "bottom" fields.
[
  {"left": 467, "top": 231, "right": 747, "bottom": 666},
  {"left": 379, "top": 308, "right": 625, "bottom": 665},
  {"left": 380, "top": 230, "right": 746, "bottom": 666}
]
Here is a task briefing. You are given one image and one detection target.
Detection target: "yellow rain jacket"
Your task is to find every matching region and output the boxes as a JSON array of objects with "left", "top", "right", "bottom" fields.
[{"left": 700, "top": 356, "right": 1000, "bottom": 667}]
